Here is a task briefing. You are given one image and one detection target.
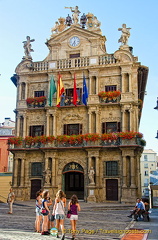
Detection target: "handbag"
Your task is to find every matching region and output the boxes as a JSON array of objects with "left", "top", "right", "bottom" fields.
[
  {"left": 67, "top": 210, "right": 71, "bottom": 218},
  {"left": 41, "top": 209, "right": 47, "bottom": 214}
]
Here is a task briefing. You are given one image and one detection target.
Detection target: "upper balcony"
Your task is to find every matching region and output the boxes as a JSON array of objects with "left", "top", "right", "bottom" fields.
[
  {"left": 31, "top": 54, "right": 116, "bottom": 72},
  {"left": 8, "top": 133, "right": 146, "bottom": 151}
]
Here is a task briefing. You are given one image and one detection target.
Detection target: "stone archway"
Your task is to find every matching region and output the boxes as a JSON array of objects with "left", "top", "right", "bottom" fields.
[{"left": 63, "top": 162, "right": 84, "bottom": 199}]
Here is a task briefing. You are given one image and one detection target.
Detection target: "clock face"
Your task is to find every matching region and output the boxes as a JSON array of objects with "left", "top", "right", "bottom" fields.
[{"left": 69, "top": 36, "right": 80, "bottom": 47}]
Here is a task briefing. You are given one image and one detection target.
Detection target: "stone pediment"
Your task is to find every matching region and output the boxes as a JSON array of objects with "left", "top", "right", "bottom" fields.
[
  {"left": 114, "top": 49, "right": 137, "bottom": 63},
  {"left": 15, "top": 59, "right": 33, "bottom": 74},
  {"left": 46, "top": 25, "right": 105, "bottom": 47}
]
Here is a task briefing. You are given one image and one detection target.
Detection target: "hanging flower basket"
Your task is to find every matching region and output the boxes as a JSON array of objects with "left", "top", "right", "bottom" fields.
[
  {"left": 8, "top": 137, "right": 23, "bottom": 146},
  {"left": 98, "top": 90, "right": 121, "bottom": 99}
]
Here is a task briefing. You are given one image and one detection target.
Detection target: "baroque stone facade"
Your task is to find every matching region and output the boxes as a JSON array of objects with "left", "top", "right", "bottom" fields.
[{"left": 10, "top": 7, "right": 148, "bottom": 203}]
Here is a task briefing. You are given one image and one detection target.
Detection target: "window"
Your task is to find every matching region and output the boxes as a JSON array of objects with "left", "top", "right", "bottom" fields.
[
  {"left": 70, "top": 53, "right": 80, "bottom": 58},
  {"left": 144, "top": 155, "right": 148, "bottom": 161},
  {"left": 105, "top": 85, "right": 116, "bottom": 92},
  {"left": 34, "top": 91, "right": 45, "bottom": 97},
  {"left": 31, "top": 162, "right": 42, "bottom": 176},
  {"left": 29, "top": 125, "right": 44, "bottom": 137},
  {"left": 105, "top": 161, "right": 118, "bottom": 176},
  {"left": 64, "top": 124, "right": 82, "bottom": 135},
  {"left": 102, "top": 122, "right": 120, "bottom": 134},
  {"left": 144, "top": 170, "right": 148, "bottom": 176},
  {"left": 65, "top": 88, "right": 82, "bottom": 104},
  {"left": 144, "top": 163, "right": 148, "bottom": 168}
]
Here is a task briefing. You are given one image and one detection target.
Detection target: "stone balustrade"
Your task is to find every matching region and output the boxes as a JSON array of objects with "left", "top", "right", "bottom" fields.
[{"left": 31, "top": 54, "right": 116, "bottom": 72}]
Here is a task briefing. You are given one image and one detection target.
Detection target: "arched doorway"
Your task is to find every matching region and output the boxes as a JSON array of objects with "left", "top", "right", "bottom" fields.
[
  {"left": 63, "top": 162, "right": 84, "bottom": 199},
  {"left": 30, "top": 179, "right": 41, "bottom": 199}
]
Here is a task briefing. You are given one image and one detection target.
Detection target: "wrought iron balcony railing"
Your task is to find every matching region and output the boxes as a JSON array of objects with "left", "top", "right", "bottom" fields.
[{"left": 8, "top": 137, "right": 144, "bottom": 150}]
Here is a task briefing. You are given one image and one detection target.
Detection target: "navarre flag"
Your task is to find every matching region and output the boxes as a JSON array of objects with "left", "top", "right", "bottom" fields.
[
  {"left": 82, "top": 75, "right": 88, "bottom": 105},
  {"left": 48, "top": 75, "right": 57, "bottom": 107},
  {"left": 56, "top": 74, "right": 65, "bottom": 106},
  {"left": 73, "top": 73, "right": 78, "bottom": 106}
]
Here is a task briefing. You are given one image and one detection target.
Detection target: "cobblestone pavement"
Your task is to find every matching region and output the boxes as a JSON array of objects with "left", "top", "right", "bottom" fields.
[{"left": 0, "top": 201, "right": 134, "bottom": 240}]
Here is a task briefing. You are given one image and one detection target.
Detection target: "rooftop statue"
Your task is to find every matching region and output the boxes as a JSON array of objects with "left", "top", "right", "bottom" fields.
[
  {"left": 65, "top": 6, "right": 81, "bottom": 25},
  {"left": 51, "top": 21, "right": 59, "bottom": 34},
  {"left": 118, "top": 24, "right": 131, "bottom": 45},
  {"left": 22, "top": 36, "right": 35, "bottom": 59}
]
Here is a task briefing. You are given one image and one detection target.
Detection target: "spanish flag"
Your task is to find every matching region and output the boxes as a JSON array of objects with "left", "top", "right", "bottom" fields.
[
  {"left": 56, "top": 73, "right": 65, "bottom": 106},
  {"left": 73, "top": 73, "right": 78, "bottom": 106}
]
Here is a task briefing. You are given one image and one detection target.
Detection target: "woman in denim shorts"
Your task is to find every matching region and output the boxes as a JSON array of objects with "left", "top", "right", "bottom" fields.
[
  {"left": 68, "top": 195, "right": 81, "bottom": 240},
  {"left": 53, "top": 190, "right": 66, "bottom": 239}
]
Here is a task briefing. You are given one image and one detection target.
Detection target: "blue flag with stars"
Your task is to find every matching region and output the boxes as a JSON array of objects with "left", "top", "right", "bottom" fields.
[{"left": 82, "top": 75, "right": 88, "bottom": 105}]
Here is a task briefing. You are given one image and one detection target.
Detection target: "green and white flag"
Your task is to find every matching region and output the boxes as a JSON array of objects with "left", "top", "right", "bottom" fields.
[{"left": 48, "top": 75, "right": 57, "bottom": 106}]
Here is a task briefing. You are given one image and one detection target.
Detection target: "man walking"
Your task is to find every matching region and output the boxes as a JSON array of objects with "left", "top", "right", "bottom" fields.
[{"left": 7, "top": 188, "right": 15, "bottom": 214}]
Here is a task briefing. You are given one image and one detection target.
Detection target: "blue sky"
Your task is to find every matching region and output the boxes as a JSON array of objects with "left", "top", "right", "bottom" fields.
[{"left": 0, "top": 0, "right": 158, "bottom": 152}]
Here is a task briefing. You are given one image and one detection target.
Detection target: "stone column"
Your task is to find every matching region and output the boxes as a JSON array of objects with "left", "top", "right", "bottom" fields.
[
  {"left": 52, "top": 157, "right": 56, "bottom": 187},
  {"left": 95, "top": 157, "right": 99, "bottom": 186},
  {"left": 129, "top": 73, "right": 132, "bottom": 92},
  {"left": 20, "top": 159, "right": 25, "bottom": 187},
  {"left": 96, "top": 76, "right": 98, "bottom": 94},
  {"left": 46, "top": 113, "right": 50, "bottom": 136},
  {"left": 53, "top": 113, "right": 57, "bottom": 136},
  {"left": 88, "top": 111, "right": 92, "bottom": 133},
  {"left": 19, "top": 83, "right": 22, "bottom": 100},
  {"left": 130, "top": 156, "right": 136, "bottom": 187},
  {"left": 89, "top": 76, "right": 92, "bottom": 95},
  {"left": 122, "top": 156, "right": 127, "bottom": 187},
  {"left": 23, "top": 113, "right": 27, "bottom": 137},
  {"left": 96, "top": 110, "right": 100, "bottom": 133},
  {"left": 121, "top": 110, "right": 126, "bottom": 132},
  {"left": 13, "top": 158, "right": 18, "bottom": 187},
  {"left": 25, "top": 83, "right": 28, "bottom": 100},
  {"left": 121, "top": 73, "right": 125, "bottom": 92},
  {"left": 129, "top": 109, "right": 133, "bottom": 131},
  {"left": 16, "top": 116, "right": 20, "bottom": 137}
]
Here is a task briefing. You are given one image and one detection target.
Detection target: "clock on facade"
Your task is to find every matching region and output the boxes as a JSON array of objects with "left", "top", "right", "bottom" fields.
[{"left": 69, "top": 36, "right": 80, "bottom": 47}]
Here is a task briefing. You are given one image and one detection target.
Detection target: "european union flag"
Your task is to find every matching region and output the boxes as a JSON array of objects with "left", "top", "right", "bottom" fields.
[{"left": 82, "top": 75, "right": 88, "bottom": 105}]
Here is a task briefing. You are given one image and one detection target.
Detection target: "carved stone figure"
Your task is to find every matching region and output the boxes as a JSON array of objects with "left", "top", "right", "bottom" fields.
[
  {"left": 22, "top": 36, "right": 35, "bottom": 59},
  {"left": 86, "top": 12, "right": 94, "bottom": 29},
  {"left": 51, "top": 21, "right": 59, "bottom": 34},
  {"left": 118, "top": 24, "right": 131, "bottom": 45},
  {"left": 65, "top": 6, "right": 80, "bottom": 25},
  {"left": 58, "top": 17, "right": 66, "bottom": 32},
  {"left": 44, "top": 168, "right": 51, "bottom": 184},
  {"left": 88, "top": 167, "right": 95, "bottom": 184},
  {"left": 66, "top": 14, "right": 72, "bottom": 26},
  {"left": 93, "top": 16, "right": 101, "bottom": 28}
]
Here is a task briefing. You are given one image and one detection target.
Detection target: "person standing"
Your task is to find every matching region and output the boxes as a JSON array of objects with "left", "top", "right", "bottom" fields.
[
  {"left": 68, "top": 195, "right": 81, "bottom": 240},
  {"left": 35, "top": 190, "right": 42, "bottom": 232},
  {"left": 7, "top": 188, "right": 15, "bottom": 214},
  {"left": 41, "top": 190, "right": 50, "bottom": 235},
  {"left": 53, "top": 190, "right": 66, "bottom": 239}
]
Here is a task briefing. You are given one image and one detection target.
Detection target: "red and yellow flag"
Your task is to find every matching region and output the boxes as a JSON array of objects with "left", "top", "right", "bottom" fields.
[
  {"left": 56, "top": 74, "right": 65, "bottom": 106},
  {"left": 73, "top": 73, "right": 78, "bottom": 106}
]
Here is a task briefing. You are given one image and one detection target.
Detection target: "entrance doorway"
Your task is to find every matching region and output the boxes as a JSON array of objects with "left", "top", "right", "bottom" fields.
[
  {"left": 106, "top": 179, "right": 118, "bottom": 201},
  {"left": 63, "top": 162, "right": 84, "bottom": 199},
  {"left": 31, "top": 179, "right": 41, "bottom": 199}
]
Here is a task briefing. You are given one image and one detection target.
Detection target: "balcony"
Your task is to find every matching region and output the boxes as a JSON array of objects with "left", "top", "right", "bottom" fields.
[
  {"left": 8, "top": 136, "right": 145, "bottom": 150},
  {"left": 26, "top": 96, "right": 46, "bottom": 108},
  {"left": 31, "top": 54, "right": 116, "bottom": 72}
]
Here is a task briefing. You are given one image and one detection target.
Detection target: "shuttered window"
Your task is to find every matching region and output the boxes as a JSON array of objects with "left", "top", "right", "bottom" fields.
[
  {"left": 102, "top": 122, "right": 120, "bottom": 134},
  {"left": 29, "top": 125, "right": 44, "bottom": 137},
  {"left": 63, "top": 124, "right": 82, "bottom": 135}
]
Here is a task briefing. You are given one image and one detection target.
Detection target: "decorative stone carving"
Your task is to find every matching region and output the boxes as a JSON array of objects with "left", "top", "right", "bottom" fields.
[
  {"left": 51, "top": 21, "right": 59, "bottom": 34},
  {"left": 114, "top": 50, "right": 133, "bottom": 63},
  {"left": 43, "top": 168, "right": 51, "bottom": 184},
  {"left": 22, "top": 36, "right": 35, "bottom": 59},
  {"left": 58, "top": 17, "right": 66, "bottom": 32},
  {"left": 65, "top": 6, "right": 81, "bottom": 25},
  {"left": 63, "top": 114, "right": 83, "bottom": 121},
  {"left": 88, "top": 167, "right": 95, "bottom": 184},
  {"left": 118, "top": 24, "right": 131, "bottom": 46}
]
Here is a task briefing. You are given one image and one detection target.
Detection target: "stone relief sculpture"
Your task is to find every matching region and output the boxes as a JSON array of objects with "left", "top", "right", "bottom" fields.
[
  {"left": 22, "top": 36, "right": 35, "bottom": 59},
  {"left": 118, "top": 24, "right": 131, "bottom": 45},
  {"left": 43, "top": 168, "right": 51, "bottom": 184},
  {"left": 88, "top": 167, "right": 95, "bottom": 184}
]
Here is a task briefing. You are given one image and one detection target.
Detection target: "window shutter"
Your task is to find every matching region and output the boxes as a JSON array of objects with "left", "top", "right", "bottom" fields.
[
  {"left": 41, "top": 125, "right": 44, "bottom": 136},
  {"left": 64, "top": 124, "right": 67, "bottom": 135},
  {"left": 29, "top": 126, "right": 33, "bottom": 136},
  {"left": 102, "top": 122, "right": 106, "bottom": 134},
  {"left": 117, "top": 122, "right": 121, "bottom": 132},
  {"left": 79, "top": 124, "right": 82, "bottom": 134}
]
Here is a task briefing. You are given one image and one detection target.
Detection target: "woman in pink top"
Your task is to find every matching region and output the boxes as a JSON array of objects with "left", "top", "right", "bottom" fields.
[{"left": 68, "top": 195, "right": 81, "bottom": 240}]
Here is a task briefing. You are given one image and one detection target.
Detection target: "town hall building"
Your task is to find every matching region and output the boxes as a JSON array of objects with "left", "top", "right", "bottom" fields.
[{"left": 9, "top": 6, "right": 148, "bottom": 203}]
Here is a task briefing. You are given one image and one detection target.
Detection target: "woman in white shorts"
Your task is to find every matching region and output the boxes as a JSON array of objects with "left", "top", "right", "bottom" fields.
[{"left": 68, "top": 195, "right": 81, "bottom": 240}]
